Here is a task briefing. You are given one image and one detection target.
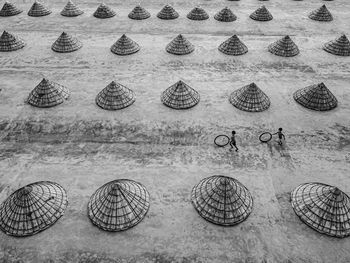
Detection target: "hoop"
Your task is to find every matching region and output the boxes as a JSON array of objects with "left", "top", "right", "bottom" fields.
[
  {"left": 259, "top": 132, "right": 272, "bottom": 143},
  {"left": 214, "top": 135, "right": 230, "bottom": 147}
]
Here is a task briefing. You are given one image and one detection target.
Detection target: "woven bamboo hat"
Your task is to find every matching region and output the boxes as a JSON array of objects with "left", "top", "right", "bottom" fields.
[
  {"left": 27, "top": 78, "right": 70, "bottom": 108},
  {"left": 28, "top": 0, "right": 51, "bottom": 17},
  {"left": 93, "top": 3, "right": 116, "bottom": 19},
  {"left": 96, "top": 81, "right": 135, "bottom": 110},
  {"left": 166, "top": 34, "right": 194, "bottom": 55},
  {"left": 128, "top": 4, "right": 150, "bottom": 20},
  {"left": 191, "top": 175, "right": 253, "bottom": 226},
  {"left": 323, "top": 34, "right": 350, "bottom": 56},
  {"left": 187, "top": 6, "right": 209, "bottom": 20},
  {"left": 229, "top": 82, "right": 270, "bottom": 112},
  {"left": 249, "top": 6, "right": 273, "bottom": 21},
  {"left": 268, "top": 35, "right": 299, "bottom": 57},
  {"left": 214, "top": 7, "right": 237, "bottom": 22},
  {"left": 291, "top": 182, "right": 350, "bottom": 238},
  {"left": 219, "top": 35, "right": 248, "bottom": 56},
  {"left": 0, "top": 1, "right": 22, "bottom": 16},
  {"left": 60, "top": 0, "right": 84, "bottom": 17},
  {"left": 0, "top": 30, "right": 26, "bottom": 52},
  {"left": 293, "top": 82, "right": 337, "bottom": 111},
  {"left": 51, "top": 32, "right": 82, "bottom": 53},
  {"left": 308, "top": 5, "right": 333, "bottom": 22},
  {"left": 0, "top": 181, "right": 68, "bottom": 237},
  {"left": 157, "top": 4, "right": 179, "bottom": 20},
  {"left": 161, "top": 80, "right": 200, "bottom": 109},
  {"left": 88, "top": 179, "right": 150, "bottom": 232},
  {"left": 110, "top": 34, "right": 140, "bottom": 55}
]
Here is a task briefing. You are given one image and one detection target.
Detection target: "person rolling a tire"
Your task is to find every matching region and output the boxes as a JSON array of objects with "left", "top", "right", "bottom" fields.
[
  {"left": 229, "top": 130, "right": 238, "bottom": 152},
  {"left": 273, "top": 128, "right": 285, "bottom": 145}
]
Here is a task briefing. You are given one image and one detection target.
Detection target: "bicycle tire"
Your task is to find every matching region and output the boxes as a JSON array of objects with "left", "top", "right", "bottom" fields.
[
  {"left": 259, "top": 132, "right": 272, "bottom": 143},
  {"left": 214, "top": 135, "right": 230, "bottom": 147}
]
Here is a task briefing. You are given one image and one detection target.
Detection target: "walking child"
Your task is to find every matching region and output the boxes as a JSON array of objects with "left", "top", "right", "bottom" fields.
[
  {"left": 273, "top": 128, "right": 285, "bottom": 145},
  {"left": 230, "top": 130, "right": 238, "bottom": 151}
]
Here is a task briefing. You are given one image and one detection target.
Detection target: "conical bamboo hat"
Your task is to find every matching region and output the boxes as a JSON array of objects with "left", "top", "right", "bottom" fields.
[
  {"left": 157, "top": 4, "right": 179, "bottom": 20},
  {"left": 51, "top": 32, "right": 82, "bottom": 53},
  {"left": 214, "top": 7, "right": 237, "bottom": 22},
  {"left": 161, "top": 80, "right": 200, "bottom": 109},
  {"left": 249, "top": 6, "right": 273, "bottom": 21},
  {"left": 323, "top": 34, "right": 350, "bottom": 56},
  {"left": 60, "top": 0, "right": 84, "bottom": 17},
  {"left": 96, "top": 81, "right": 136, "bottom": 110},
  {"left": 191, "top": 175, "right": 253, "bottom": 226},
  {"left": 87, "top": 179, "right": 150, "bottom": 232},
  {"left": 166, "top": 34, "right": 194, "bottom": 55},
  {"left": 219, "top": 35, "right": 248, "bottom": 55},
  {"left": 0, "top": 30, "right": 26, "bottom": 52},
  {"left": 229, "top": 83, "right": 270, "bottom": 112},
  {"left": 28, "top": 0, "right": 51, "bottom": 17},
  {"left": 110, "top": 34, "right": 140, "bottom": 55},
  {"left": 268, "top": 35, "right": 299, "bottom": 57},
  {"left": 128, "top": 5, "right": 150, "bottom": 20},
  {"left": 93, "top": 3, "right": 116, "bottom": 19},
  {"left": 0, "top": 181, "right": 68, "bottom": 237},
  {"left": 291, "top": 183, "right": 350, "bottom": 238},
  {"left": 0, "top": 1, "right": 22, "bottom": 16},
  {"left": 187, "top": 6, "right": 209, "bottom": 20},
  {"left": 27, "top": 78, "right": 70, "bottom": 108},
  {"left": 308, "top": 5, "right": 333, "bottom": 22},
  {"left": 293, "top": 82, "right": 337, "bottom": 111}
]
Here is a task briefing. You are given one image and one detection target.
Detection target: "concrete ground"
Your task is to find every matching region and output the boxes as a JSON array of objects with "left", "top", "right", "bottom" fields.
[{"left": 0, "top": 0, "right": 350, "bottom": 262}]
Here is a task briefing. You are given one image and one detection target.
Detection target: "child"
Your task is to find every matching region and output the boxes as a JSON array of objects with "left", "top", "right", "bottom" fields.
[
  {"left": 230, "top": 130, "right": 238, "bottom": 151},
  {"left": 273, "top": 128, "right": 285, "bottom": 145}
]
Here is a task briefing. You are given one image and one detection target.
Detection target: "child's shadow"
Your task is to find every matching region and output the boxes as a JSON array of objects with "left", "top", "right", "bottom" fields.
[{"left": 267, "top": 140, "right": 290, "bottom": 158}]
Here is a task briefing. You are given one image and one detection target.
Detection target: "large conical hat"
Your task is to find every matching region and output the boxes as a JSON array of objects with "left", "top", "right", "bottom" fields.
[
  {"left": 51, "top": 32, "right": 82, "bottom": 53},
  {"left": 27, "top": 0, "right": 51, "bottom": 17},
  {"left": 249, "top": 6, "right": 273, "bottom": 21},
  {"left": 268, "top": 35, "right": 299, "bottom": 57},
  {"left": 0, "top": 181, "right": 68, "bottom": 237},
  {"left": 60, "top": 0, "right": 84, "bottom": 17},
  {"left": 96, "top": 81, "right": 136, "bottom": 110},
  {"left": 157, "top": 4, "right": 179, "bottom": 20},
  {"left": 219, "top": 35, "right": 248, "bottom": 55},
  {"left": 128, "top": 4, "right": 150, "bottom": 20},
  {"left": 291, "top": 183, "right": 350, "bottom": 238},
  {"left": 87, "top": 179, "right": 150, "bottom": 232},
  {"left": 166, "top": 34, "right": 194, "bottom": 55},
  {"left": 110, "top": 34, "right": 140, "bottom": 55},
  {"left": 187, "top": 6, "right": 209, "bottom": 20},
  {"left": 293, "top": 82, "right": 337, "bottom": 111},
  {"left": 229, "top": 82, "right": 270, "bottom": 112},
  {"left": 0, "top": 31, "right": 26, "bottom": 52},
  {"left": 191, "top": 175, "right": 253, "bottom": 226},
  {"left": 93, "top": 3, "right": 116, "bottom": 19},
  {"left": 308, "top": 5, "right": 333, "bottom": 22},
  {"left": 161, "top": 80, "right": 200, "bottom": 109},
  {"left": 323, "top": 34, "right": 350, "bottom": 56},
  {"left": 214, "top": 7, "right": 237, "bottom": 22},
  {"left": 27, "top": 78, "right": 70, "bottom": 108},
  {"left": 0, "top": 1, "right": 22, "bottom": 16}
]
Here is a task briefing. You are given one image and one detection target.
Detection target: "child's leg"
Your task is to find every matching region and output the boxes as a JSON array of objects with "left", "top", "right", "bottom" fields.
[{"left": 233, "top": 143, "right": 238, "bottom": 151}]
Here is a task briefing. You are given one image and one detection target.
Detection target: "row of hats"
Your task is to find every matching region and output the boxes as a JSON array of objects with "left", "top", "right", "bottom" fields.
[
  {"left": 20, "top": 78, "right": 338, "bottom": 112},
  {"left": 1, "top": 30, "right": 350, "bottom": 57},
  {"left": 0, "top": 177, "right": 349, "bottom": 238},
  {"left": 0, "top": 1, "right": 336, "bottom": 22}
]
